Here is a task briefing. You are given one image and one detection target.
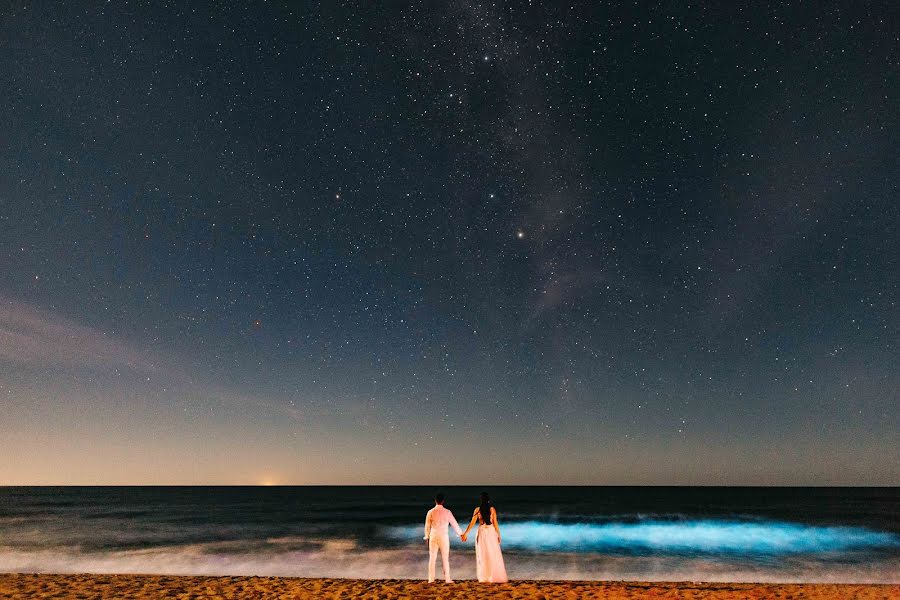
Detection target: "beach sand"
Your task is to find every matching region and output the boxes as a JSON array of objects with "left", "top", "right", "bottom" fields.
[{"left": 0, "top": 574, "right": 896, "bottom": 599}]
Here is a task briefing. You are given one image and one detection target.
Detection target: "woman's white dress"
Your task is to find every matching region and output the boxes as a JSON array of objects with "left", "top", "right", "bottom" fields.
[{"left": 475, "top": 515, "right": 508, "bottom": 583}]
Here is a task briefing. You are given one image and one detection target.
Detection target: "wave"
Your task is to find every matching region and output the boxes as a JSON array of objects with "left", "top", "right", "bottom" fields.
[
  {"left": 1, "top": 518, "right": 897, "bottom": 583},
  {"left": 385, "top": 518, "right": 900, "bottom": 555}
]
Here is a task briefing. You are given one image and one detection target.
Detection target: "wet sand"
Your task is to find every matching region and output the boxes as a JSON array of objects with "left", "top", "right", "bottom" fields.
[{"left": 0, "top": 574, "right": 896, "bottom": 599}]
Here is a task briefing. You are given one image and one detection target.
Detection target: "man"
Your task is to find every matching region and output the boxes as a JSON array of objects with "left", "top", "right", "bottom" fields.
[{"left": 423, "top": 492, "right": 463, "bottom": 583}]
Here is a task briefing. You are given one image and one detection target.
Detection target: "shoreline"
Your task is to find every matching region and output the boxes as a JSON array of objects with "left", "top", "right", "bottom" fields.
[{"left": 1, "top": 574, "right": 896, "bottom": 599}]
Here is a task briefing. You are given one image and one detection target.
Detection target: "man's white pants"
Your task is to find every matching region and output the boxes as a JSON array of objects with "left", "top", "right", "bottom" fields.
[{"left": 428, "top": 533, "right": 451, "bottom": 582}]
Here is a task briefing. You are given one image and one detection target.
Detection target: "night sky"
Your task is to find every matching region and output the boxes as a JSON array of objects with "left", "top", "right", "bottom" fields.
[{"left": 1, "top": 2, "right": 896, "bottom": 485}]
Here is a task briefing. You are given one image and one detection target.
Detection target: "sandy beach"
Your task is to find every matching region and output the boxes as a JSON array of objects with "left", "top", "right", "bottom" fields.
[{"left": 0, "top": 574, "right": 896, "bottom": 599}]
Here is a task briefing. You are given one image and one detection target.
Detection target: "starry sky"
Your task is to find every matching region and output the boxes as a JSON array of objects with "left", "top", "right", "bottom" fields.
[{"left": 1, "top": 2, "right": 896, "bottom": 485}]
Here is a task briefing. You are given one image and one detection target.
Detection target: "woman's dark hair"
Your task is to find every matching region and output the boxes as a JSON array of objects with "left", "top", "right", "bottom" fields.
[{"left": 479, "top": 491, "right": 493, "bottom": 525}]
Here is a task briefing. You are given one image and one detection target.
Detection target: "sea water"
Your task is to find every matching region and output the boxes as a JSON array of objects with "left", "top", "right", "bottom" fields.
[{"left": 0, "top": 486, "right": 897, "bottom": 582}]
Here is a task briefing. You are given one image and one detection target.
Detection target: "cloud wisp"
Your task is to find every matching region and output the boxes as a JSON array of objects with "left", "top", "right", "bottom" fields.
[
  {"left": 0, "top": 298, "right": 158, "bottom": 373},
  {"left": 0, "top": 298, "right": 306, "bottom": 425}
]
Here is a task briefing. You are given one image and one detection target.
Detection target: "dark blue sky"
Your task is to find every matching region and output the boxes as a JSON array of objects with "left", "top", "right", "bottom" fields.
[{"left": 1, "top": 2, "right": 896, "bottom": 484}]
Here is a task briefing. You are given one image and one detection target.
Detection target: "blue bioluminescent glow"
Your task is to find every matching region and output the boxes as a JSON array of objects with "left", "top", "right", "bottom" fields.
[{"left": 386, "top": 519, "right": 900, "bottom": 555}]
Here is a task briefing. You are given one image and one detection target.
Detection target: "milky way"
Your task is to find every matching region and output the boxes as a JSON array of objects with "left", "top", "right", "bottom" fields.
[{"left": 0, "top": 2, "right": 896, "bottom": 484}]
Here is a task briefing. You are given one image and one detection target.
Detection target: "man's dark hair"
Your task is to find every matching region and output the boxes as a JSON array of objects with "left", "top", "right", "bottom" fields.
[{"left": 434, "top": 493, "right": 445, "bottom": 504}]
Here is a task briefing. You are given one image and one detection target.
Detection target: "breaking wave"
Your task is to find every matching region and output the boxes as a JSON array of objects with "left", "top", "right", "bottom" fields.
[{"left": 386, "top": 518, "right": 900, "bottom": 555}]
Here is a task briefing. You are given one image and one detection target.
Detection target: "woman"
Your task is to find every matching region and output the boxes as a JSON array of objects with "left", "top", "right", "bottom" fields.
[{"left": 461, "top": 491, "right": 508, "bottom": 583}]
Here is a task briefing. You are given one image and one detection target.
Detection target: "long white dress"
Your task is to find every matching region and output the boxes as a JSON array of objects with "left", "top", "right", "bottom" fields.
[{"left": 475, "top": 509, "right": 508, "bottom": 583}]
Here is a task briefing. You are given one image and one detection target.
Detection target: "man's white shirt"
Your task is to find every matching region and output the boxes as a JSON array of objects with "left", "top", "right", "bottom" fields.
[{"left": 424, "top": 505, "right": 462, "bottom": 539}]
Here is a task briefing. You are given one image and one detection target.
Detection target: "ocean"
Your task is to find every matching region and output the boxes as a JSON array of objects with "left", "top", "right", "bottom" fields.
[{"left": 0, "top": 486, "right": 897, "bottom": 583}]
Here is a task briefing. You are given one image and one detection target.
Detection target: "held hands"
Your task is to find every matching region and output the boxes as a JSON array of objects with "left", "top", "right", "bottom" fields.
[{"left": 460, "top": 534, "right": 467, "bottom": 542}]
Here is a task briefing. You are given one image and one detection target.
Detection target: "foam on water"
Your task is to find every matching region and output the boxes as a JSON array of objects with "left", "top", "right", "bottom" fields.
[
  {"left": 1, "top": 538, "right": 898, "bottom": 583},
  {"left": 1, "top": 519, "right": 898, "bottom": 582}
]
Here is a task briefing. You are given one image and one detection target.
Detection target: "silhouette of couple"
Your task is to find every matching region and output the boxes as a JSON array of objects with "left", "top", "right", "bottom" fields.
[{"left": 423, "top": 491, "right": 507, "bottom": 583}]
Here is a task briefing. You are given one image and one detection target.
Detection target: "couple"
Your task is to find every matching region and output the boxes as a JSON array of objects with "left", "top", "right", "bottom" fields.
[{"left": 423, "top": 491, "right": 507, "bottom": 584}]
